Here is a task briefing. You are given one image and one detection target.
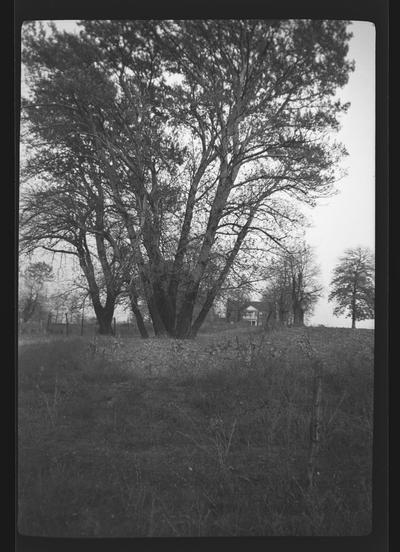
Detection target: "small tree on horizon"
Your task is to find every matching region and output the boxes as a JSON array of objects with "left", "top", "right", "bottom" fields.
[{"left": 328, "top": 246, "right": 375, "bottom": 329}]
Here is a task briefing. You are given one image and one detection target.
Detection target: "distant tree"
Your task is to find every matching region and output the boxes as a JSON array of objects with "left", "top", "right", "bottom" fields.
[
  {"left": 263, "top": 254, "right": 293, "bottom": 325},
  {"left": 328, "top": 246, "right": 375, "bottom": 328},
  {"left": 46, "top": 285, "right": 85, "bottom": 324},
  {"left": 263, "top": 243, "right": 322, "bottom": 326},
  {"left": 19, "top": 261, "right": 53, "bottom": 322},
  {"left": 288, "top": 245, "right": 322, "bottom": 325}
]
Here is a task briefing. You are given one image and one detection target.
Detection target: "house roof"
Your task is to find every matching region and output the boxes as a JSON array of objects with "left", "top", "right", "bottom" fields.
[
  {"left": 244, "top": 301, "right": 270, "bottom": 312},
  {"left": 226, "top": 299, "right": 270, "bottom": 312}
]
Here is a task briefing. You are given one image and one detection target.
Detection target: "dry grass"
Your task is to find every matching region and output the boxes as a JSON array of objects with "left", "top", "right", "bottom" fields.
[{"left": 17, "top": 325, "right": 373, "bottom": 537}]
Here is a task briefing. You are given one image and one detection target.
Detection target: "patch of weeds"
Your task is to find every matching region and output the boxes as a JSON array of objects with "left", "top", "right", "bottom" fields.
[{"left": 18, "top": 338, "right": 87, "bottom": 385}]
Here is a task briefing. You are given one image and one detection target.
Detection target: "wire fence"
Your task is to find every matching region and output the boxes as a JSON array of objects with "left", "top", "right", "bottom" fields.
[
  {"left": 18, "top": 315, "right": 249, "bottom": 339},
  {"left": 18, "top": 317, "right": 150, "bottom": 338}
]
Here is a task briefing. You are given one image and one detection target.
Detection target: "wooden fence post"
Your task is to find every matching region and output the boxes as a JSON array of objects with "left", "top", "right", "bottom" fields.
[
  {"left": 65, "top": 313, "right": 69, "bottom": 336},
  {"left": 113, "top": 317, "right": 116, "bottom": 337},
  {"left": 47, "top": 312, "right": 52, "bottom": 333},
  {"left": 81, "top": 312, "right": 84, "bottom": 336},
  {"left": 307, "top": 358, "right": 323, "bottom": 489}
]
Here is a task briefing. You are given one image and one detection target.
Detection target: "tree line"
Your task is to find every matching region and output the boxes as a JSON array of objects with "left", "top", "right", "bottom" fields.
[
  {"left": 19, "top": 245, "right": 375, "bottom": 331},
  {"left": 20, "top": 20, "right": 356, "bottom": 337}
]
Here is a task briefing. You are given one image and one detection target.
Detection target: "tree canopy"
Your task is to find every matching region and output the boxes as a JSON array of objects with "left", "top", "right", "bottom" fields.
[{"left": 20, "top": 19, "right": 354, "bottom": 337}]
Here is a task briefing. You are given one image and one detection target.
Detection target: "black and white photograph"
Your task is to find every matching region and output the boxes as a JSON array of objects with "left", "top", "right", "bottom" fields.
[{"left": 15, "top": 10, "right": 388, "bottom": 543}]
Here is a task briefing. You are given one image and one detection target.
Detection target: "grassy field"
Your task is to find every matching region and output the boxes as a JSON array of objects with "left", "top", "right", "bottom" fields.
[{"left": 17, "top": 325, "right": 374, "bottom": 537}]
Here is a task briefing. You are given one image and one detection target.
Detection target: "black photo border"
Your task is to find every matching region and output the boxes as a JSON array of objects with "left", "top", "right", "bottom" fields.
[{"left": 11, "top": 1, "right": 389, "bottom": 551}]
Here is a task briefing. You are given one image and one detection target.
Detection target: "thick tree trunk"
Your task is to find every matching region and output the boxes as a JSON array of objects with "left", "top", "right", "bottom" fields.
[
  {"left": 97, "top": 314, "right": 114, "bottom": 335},
  {"left": 152, "top": 281, "right": 176, "bottom": 335},
  {"left": 293, "top": 305, "right": 305, "bottom": 326},
  {"left": 92, "top": 293, "right": 116, "bottom": 336},
  {"left": 351, "top": 281, "right": 357, "bottom": 329},
  {"left": 92, "top": 299, "right": 115, "bottom": 334},
  {"left": 129, "top": 298, "right": 149, "bottom": 338},
  {"left": 146, "top": 296, "right": 168, "bottom": 336},
  {"left": 175, "top": 289, "right": 198, "bottom": 338},
  {"left": 279, "top": 309, "right": 289, "bottom": 326},
  {"left": 95, "top": 308, "right": 114, "bottom": 335}
]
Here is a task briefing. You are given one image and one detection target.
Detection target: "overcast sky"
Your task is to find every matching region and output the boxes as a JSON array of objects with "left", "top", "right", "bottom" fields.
[
  {"left": 304, "top": 21, "right": 375, "bottom": 328},
  {"left": 22, "top": 20, "right": 376, "bottom": 328}
]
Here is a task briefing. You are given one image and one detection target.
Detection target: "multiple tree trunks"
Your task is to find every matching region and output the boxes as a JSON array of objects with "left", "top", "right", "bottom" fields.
[{"left": 129, "top": 296, "right": 149, "bottom": 339}]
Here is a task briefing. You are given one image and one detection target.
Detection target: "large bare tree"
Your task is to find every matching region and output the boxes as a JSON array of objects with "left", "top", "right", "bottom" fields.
[{"left": 21, "top": 19, "right": 354, "bottom": 337}]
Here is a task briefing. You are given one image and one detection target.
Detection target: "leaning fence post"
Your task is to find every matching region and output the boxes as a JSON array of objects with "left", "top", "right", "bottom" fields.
[
  {"left": 46, "top": 312, "right": 52, "bottom": 333},
  {"left": 307, "top": 358, "right": 323, "bottom": 489}
]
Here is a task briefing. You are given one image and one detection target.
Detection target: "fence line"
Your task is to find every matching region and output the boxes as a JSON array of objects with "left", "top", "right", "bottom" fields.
[
  {"left": 18, "top": 318, "right": 149, "bottom": 338},
  {"left": 19, "top": 315, "right": 238, "bottom": 338}
]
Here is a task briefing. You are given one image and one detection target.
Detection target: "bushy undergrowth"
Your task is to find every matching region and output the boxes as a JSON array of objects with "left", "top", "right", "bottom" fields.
[{"left": 17, "top": 328, "right": 373, "bottom": 537}]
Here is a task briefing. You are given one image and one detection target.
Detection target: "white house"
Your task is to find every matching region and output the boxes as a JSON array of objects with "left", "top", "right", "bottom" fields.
[{"left": 242, "top": 303, "right": 264, "bottom": 326}]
